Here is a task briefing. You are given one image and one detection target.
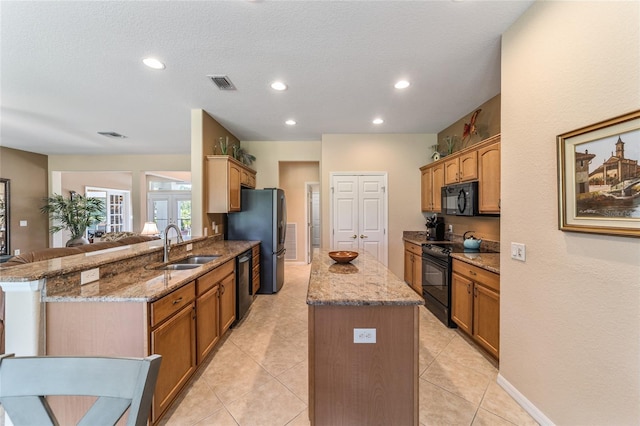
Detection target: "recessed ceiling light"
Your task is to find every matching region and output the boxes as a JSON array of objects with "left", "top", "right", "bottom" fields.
[
  {"left": 285, "top": 119, "right": 296, "bottom": 126},
  {"left": 373, "top": 118, "right": 384, "bottom": 125},
  {"left": 142, "top": 57, "right": 165, "bottom": 70},
  {"left": 271, "top": 81, "right": 288, "bottom": 91},
  {"left": 394, "top": 80, "right": 410, "bottom": 89}
]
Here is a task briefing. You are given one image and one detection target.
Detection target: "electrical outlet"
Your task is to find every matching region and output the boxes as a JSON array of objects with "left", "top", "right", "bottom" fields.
[
  {"left": 511, "top": 242, "right": 526, "bottom": 262},
  {"left": 186, "top": 243, "right": 193, "bottom": 251},
  {"left": 19, "top": 220, "right": 27, "bottom": 227},
  {"left": 353, "top": 328, "right": 376, "bottom": 344},
  {"left": 81, "top": 268, "right": 100, "bottom": 285},
  {"left": 13, "top": 249, "right": 20, "bottom": 255}
]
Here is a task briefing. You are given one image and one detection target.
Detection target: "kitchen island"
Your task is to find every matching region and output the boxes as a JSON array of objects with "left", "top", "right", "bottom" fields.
[{"left": 307, "top": 249, "right": 424, "bottom": 426}]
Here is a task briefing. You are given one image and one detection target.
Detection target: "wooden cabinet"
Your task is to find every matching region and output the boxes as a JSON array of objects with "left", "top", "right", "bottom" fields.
[
  {"left": 444, "top": 151, "right": 478, "bottom": 184},
  {"left": 251, "top": 245, "right": 260, "bottom": 294},
  {"left": 421, "top": 134, "right": 500, "bottom": 215},
  {"left": 219, "top": 272, "right": 236, "bottom": 335},
  {"left": 403, "top": 242, "right": 423, "bottom": 295},
  {"left": 149, "top": 282, "right": 197, "bottom": 422},
  {"left": 420, "top": 162, "right": 444, "bottom": 212},
  {"left": 195, "top": 259, "right": 235, "bottom": 364},
  {"left": 451, "top": 259, "right": 500, "bottom": 359},
  {"left": 478, "top": 139, "right": 501, "bottom": 213},
  {"left": 206, "top": 155, "right": 257, "bottom": 213}
]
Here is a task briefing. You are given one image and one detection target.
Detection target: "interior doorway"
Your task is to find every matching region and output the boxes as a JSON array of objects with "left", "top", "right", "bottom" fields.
[{"left": 306, "top": 182, "right": 320, "bottom": 263}]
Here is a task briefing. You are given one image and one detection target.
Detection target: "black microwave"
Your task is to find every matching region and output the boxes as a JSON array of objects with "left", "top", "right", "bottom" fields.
[{"left": 442, "top": 181, "right": 478, "bottom": 216}]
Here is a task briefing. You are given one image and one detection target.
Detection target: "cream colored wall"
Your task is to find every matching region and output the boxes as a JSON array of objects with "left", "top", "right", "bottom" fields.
[
  {"left": 279, "top": 162, "right": 320, "bottom": 263},
  {"left": 241, "top": 141, "right": 321, "bottom": 188},
  {"left": 501, "top": 2, "right": 640, "bottom": 424},
  {"left": 48, "top": 154, "right": 190, "bottom": 236},
  {"left": 321, "top": 133, "right": 436, "bottom": 277}
]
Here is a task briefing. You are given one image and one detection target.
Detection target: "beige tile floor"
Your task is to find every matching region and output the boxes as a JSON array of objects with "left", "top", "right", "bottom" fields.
[{"left": 159, "top": 263, "right": 539, "bottom": 426}]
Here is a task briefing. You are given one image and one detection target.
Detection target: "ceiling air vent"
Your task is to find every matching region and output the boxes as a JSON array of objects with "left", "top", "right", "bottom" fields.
[
  {"left": 208, "top": 75, "right": 236, "bottom": 90},
  {"left": 97, "top": 131, "right": 127, "bottom": 138}
]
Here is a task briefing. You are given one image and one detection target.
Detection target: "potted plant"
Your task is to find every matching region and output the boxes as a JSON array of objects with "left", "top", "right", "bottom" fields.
[{"left": 41, "top": 193, "right": 105, "bottom": 246}]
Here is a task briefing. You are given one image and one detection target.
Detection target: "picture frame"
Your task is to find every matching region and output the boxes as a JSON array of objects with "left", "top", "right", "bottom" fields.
[{"left": 557, "top": 109, "right": 640, "bottom": 237}]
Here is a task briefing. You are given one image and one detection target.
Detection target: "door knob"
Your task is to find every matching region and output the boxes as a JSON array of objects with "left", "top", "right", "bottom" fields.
[
  {"left": 351, "top": 234, "right": 357, "bottom": 239},
  {"left": 360, "top": 234, "right": 368, "bottom": 239}
]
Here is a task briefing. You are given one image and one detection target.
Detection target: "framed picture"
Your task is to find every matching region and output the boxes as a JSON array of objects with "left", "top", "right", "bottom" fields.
[{"left": 557, "top": 110, "right": 640, "bottom": 237}]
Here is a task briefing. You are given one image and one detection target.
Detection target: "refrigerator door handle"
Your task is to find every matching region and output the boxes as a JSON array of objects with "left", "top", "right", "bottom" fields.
[{"left": 279, "top": 192, "right": 287, "bottom": 245}]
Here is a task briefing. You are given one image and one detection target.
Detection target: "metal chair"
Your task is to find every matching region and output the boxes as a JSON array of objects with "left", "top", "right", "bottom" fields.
[{"left": 0, "top": 353, "right": 162, "bottom": 426}]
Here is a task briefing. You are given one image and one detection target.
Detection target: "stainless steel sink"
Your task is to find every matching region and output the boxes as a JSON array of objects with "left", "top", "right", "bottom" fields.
[
  {"left": 157, "top": 264, "right": 201, "bottom": 271},
  {"left": 178, "top": 255, "right": 220, "bottom": 265},
  {"left": 154, "top": 255, "right": 220, "bottom": 270}
]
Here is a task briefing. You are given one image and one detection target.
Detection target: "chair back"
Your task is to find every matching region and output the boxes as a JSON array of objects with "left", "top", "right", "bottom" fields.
[{"left": 0, "top": 353, "right": 161, "bottom": 426}]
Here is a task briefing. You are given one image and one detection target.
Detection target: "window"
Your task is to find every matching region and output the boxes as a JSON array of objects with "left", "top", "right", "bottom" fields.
[{"left": 86, "top": 187, "right": 132, "bottom": 236}]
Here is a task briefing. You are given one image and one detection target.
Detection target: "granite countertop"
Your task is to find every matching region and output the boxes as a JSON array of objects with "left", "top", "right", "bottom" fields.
[
  {"left": 307, "top": 249, "right": 424, "bottom": 307},
  {"left": 5, "top": 240, "right": 258, "bottom": 303},
  {"left": 403, "top": 230, "right": 500, "bottom": 274},
  {"left": 450, "top": 252, "right": 500, "bottom": 274}
]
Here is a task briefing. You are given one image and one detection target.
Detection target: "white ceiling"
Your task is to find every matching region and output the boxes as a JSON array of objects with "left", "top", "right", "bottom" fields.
[{"left": 1, "top": 1, "right": 533, "bottom": 156}]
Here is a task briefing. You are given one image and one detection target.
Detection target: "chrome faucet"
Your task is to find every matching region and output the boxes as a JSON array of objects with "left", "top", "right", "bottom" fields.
[{"left": 163, "top": 224, "right": 184, "bottom": 263}]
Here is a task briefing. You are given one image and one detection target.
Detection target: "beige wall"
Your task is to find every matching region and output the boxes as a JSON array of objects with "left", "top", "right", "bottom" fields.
[
  {"left": 321, "top": 133, "right": 436, "bottom": 277},
  {"left": 49, "top": 154, "right": 190, "bottom": 236},
  {"left": 501, "top": 2, "right": 640, "bottom": 424},
  {"left": 0, "top": 147, "right": 49, "bottom": 254},
  {"left": 279, "top": 162, "right": 320, "bottom": 263},
  {"left": 241, "top": 141, "right": 322, "bottom": 188}
]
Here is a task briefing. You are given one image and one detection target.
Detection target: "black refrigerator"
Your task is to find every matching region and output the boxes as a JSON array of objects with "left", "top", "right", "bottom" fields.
[{"left": 227, "top": 188, "right": 287, "bottom": 294}]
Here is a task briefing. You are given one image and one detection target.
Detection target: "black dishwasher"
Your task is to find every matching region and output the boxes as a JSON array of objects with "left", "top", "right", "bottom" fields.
[{"left": 234, "top": 249, "right": 253, "bottom": 325}]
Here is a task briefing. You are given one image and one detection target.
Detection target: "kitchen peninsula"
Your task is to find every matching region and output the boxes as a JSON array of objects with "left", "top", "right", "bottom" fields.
[
  {"left": 307, "top": 249, "right": 424, "bottom": 426},
  {"left": 0, "top": 236, "right": 258, "bottom": 424}
]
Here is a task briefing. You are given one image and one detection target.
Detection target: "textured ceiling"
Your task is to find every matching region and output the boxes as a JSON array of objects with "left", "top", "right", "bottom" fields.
[{"left": 1, "top": 1, "right": 533, "bottom": 156}]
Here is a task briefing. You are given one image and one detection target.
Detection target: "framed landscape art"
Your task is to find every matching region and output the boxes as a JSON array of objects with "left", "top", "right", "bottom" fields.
[{"left": 557, "top": 110, "right": 640, "bottom": 237}]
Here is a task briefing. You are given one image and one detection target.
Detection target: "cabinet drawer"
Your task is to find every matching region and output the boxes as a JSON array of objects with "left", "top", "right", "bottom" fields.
[
  {"left": 196, "top": 259, "right": 235, "bottom": 296},
  {"left": 150, "top": 282, "right": 196, "bottom": 328},
  {"left": 452, "top": 260, "right": 499, "bottom": 292},
  {"left": 404, "top": 242, "right": 422, "bottom": 256}
]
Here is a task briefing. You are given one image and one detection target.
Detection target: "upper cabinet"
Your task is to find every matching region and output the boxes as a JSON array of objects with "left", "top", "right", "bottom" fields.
[
  {"left": 421, "top": 134, "right": 500, "bottom": 214},
  {"left": 444, "top": 150, "right": 478, "bottom": 184},
  {"left": 477, "top": 137, "right": 501, "bottom": 214},
  {"left": 420, "top": 162, "right": 444, "bottom": 212},
  {"left": 206, "top": 156, "right": 256, "bottom": 213}
]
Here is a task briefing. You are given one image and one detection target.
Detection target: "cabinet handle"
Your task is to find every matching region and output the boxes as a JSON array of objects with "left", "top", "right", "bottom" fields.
[
  {"left": 467, "top": 283, "right": 471, "bottom": 294},
  {"left": 469, "top": 270, "right": 477, "bottom": 276},
  {"left": 220, "top": 284, "right": 225, "bottom": 295},
  {"left": 474, "top": 287, "right": 478, "bottom": 297},
  {"left": 172, "top": 297, "right": 183, "bottom": 305}
]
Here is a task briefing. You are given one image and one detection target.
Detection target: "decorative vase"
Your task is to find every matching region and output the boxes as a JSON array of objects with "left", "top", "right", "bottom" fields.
[{"left": 66, "top": 237, "right": 90, "bottom": 247}]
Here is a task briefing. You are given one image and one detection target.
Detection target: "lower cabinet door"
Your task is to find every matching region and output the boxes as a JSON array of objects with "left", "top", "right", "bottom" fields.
[
  {"left": 219, "top": 273, "right": 236, "bottom": 334},
  {"left": 473, "top": 284, "right": 500, "bottom": 358},
  {"left": 150, "top": 303, "right": 197, "bottom": 422},
  {"left": 451, "top": 272, "right": 473, "bottom": 334},
  {"left": 196, "top": 285, "right": 220, "bottom": 364}
]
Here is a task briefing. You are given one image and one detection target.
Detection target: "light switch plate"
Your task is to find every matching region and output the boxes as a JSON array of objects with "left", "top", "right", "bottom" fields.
[
  {"left": 186, "top": 243, "right": 193, "bottom": 251},
  {"left": 19, "top": 220, "right": 27, "bottom": 227},
  {"left": 511, "top": 242, "right": 526, "bottom": 261},
  {"left": 354, "top": 328, "right": 376, "bottom": 344}
]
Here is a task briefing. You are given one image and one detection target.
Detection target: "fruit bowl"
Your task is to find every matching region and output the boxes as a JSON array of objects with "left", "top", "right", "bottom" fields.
[{"left": 328, "top": 251, "right": 359, "bottom": 264}]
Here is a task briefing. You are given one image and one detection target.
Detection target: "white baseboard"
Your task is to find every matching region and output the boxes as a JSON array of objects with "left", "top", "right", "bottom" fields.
[{"left": 497, "top": 373, "right": 555, "bottom": 426}]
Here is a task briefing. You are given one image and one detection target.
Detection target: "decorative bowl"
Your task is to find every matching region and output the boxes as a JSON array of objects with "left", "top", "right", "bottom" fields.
[{"left": 328, "top": 251, "right": 359, "bottom": 264}]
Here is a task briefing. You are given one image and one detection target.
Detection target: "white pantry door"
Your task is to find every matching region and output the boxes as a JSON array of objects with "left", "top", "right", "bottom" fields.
[{"left": 331, "top": 173, "right": 387, "bottom": 265}]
